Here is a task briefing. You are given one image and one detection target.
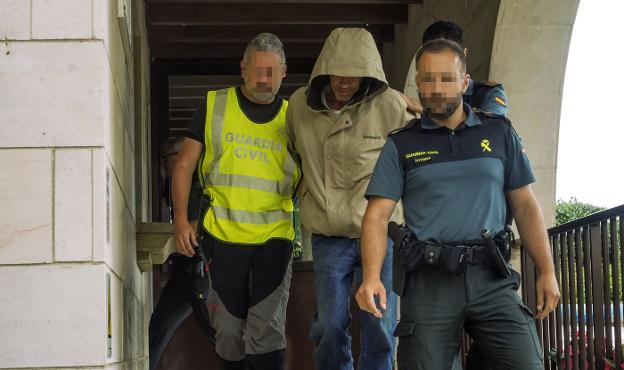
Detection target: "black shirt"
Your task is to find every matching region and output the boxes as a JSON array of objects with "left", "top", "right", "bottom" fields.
[{"left": 184, "top": 86, "right": 284, "bottom": 143}]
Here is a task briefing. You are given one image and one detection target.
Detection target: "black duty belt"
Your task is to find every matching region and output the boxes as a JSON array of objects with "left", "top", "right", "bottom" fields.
[
  {"left": 388, "top": 222, "right": 513, "bottom": 296},
  {"left": 458, "top": 245, "right": 489, "bottom": 264}
]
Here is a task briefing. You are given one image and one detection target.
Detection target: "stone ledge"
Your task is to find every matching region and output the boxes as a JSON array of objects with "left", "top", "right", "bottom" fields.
[{"left": 136, "top": 222, "right": 174, "bottom": 272}]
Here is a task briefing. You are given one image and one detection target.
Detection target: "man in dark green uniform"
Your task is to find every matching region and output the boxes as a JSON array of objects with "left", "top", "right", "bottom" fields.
[{"left": 356, "top": 39, "right": 560, "bottom": 369}]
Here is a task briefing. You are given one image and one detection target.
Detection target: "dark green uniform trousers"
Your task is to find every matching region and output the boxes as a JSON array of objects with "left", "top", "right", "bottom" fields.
[{"left": 395, "top": 263, "right": 544, "bottom": 370}]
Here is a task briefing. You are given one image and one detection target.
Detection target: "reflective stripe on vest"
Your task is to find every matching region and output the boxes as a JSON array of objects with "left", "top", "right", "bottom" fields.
[
  {"left": 211, "top": 206, "right": 292, "bottom": 225},
  {"left": 198, "top": 87, "right": 300, "bottom": 244}
]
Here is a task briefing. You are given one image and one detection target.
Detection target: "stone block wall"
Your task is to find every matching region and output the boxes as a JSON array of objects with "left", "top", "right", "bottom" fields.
[{"left": 0, "top": 1, "right": 152, "bottom": 368}]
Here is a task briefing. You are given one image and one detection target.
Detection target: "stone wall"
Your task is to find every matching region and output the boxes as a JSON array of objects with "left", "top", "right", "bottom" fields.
[{"left": 0, "top": 0, "right": 152, "bottom": 368}]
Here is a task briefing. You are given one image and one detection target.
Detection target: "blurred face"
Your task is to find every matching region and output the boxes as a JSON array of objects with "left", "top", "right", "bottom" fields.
[
  {"left": 240, "top": 51, "right": 286, "bottom": 103},
  {"left": 329, "top": 76, "right": 362, "bottom": 103},
  {"left": 416, "top": 49, "right": 469, "bottom": 120}
]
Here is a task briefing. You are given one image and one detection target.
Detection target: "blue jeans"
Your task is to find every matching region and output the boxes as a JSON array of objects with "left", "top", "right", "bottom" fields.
[{"left": 309, "top": 234, "right": 397, "bottom": 370}]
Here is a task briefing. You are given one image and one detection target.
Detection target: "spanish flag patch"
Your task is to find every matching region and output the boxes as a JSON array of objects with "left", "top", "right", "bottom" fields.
[{"left": 495, "top": 96, "right": 507, "bottom": 107}]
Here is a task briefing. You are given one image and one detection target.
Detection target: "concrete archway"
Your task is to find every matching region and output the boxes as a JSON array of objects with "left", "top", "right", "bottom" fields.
[{"left": 489, "top": 0, "right": 581, "bottom": 225}]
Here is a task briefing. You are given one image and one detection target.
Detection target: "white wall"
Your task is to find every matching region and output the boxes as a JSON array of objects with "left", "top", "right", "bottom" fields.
[{"left": 0, "top": 0, "right": 152, "bottom": 368}]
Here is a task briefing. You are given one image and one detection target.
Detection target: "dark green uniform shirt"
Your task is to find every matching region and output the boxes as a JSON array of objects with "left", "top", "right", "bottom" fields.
[{"left": 365, "top": 104, "right": 534, "bottom": 243}]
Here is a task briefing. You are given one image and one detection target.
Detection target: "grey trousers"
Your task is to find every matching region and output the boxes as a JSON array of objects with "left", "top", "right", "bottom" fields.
[
  {"left": 395, "top": 263, "right": 544, "bottom": 370},
  {"left": 203, "top": 235, "right": 293, "bottom": 369}
]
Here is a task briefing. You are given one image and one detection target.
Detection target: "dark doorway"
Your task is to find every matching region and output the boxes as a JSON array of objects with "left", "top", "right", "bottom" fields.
[
  {"left": 146, "top": 1, "right": 422, "bottom": 369},
  {"left": 147, "top": 1, "right": 421, "bottom": 213}
]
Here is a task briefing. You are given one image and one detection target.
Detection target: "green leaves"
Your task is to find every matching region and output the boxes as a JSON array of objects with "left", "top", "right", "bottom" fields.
[{"left": 555, "top": 197, "right": 606, "bottom": 226}]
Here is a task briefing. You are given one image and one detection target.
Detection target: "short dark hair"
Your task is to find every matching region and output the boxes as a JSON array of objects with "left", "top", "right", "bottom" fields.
[
  {"left": 422, "top": 20, "right": 464, "bottom": 47},
  {"left": 415, "top": 39, "right": 467, "bottom": 73}
]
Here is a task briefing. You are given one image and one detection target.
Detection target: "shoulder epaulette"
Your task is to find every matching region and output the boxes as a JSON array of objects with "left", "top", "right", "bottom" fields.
[
  {"left": 475, "top": 110, "right": 513, "bottom": 126},
  {"left": 388, "top": 119, "right": 419, "bottom": 137},
  {"left": 474, "top": 80, "right": 503, "bottom": 88}
]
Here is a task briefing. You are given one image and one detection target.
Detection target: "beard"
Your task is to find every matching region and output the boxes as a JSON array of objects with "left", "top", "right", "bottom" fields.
[
  {"left": 420, "top": 92, "right": 463, "bottom": 120},
  {"left": 244, "top": 81, "right": 279, "bottom": 103}
]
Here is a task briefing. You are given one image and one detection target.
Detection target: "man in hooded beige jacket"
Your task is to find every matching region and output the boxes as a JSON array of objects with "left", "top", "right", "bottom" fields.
[{"left": 286, "top": 28, "right": 412, "bottom": 370}]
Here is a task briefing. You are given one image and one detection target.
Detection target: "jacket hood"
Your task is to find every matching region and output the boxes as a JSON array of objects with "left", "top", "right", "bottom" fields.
[{"left": 306, "top": 28, "right": 388, "bottom": 110}]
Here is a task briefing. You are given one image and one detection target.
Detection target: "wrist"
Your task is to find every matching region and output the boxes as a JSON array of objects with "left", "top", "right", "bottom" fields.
[
  {"left": 537, "top": 265, "right": 556, "bottom": 276},
  {"left": 174, "top": 215, "right": 189, "bottom": 225},
  {"left": 362, "top": 273, "right": 382, "bottom": 284}
]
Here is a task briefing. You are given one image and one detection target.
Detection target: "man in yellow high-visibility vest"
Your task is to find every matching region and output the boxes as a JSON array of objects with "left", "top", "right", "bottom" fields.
[{"left": 172, "top": 33, "right": 301, "bottom": 370}]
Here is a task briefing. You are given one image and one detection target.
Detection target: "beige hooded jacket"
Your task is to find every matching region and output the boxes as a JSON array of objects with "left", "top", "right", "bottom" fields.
[{"left": 286, "top": 28, "right": 412, "bottom": 238}]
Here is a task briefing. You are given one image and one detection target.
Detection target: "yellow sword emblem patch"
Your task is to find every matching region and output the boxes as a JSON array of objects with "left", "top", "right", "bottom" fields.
[{"left": 481, "top": 139, "right": 492, "bottom": 152}]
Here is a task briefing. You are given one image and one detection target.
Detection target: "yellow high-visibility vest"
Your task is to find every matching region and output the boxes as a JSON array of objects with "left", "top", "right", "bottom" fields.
[{"left": 198, "top": 87, "right": 300, "bottom": 244}]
